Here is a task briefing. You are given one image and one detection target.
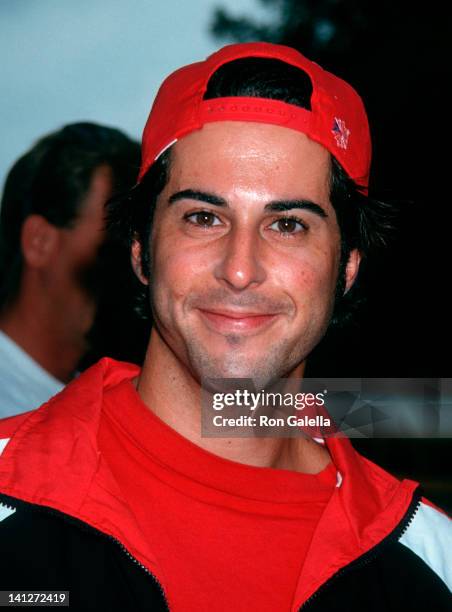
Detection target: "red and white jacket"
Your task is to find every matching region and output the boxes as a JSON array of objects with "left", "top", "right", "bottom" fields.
[{"left": 0, "top": 358, "right": 450, "bottom": 611}]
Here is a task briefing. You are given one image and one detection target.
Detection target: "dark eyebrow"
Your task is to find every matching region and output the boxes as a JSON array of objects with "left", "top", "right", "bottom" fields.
[
  {"left": 168, "top": 189, "right": 227, "bottom": 207},
  {"left": 168, "top": 189, "right": 328, "bottom": 218},
  {"left": 264, "top": 200, "right": 328, "bottom": 218}
]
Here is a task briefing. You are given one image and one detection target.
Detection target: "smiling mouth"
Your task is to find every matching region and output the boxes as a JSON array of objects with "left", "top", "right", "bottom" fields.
[{"left": 197, "top": 308, "right": 280, "bottom": 334}]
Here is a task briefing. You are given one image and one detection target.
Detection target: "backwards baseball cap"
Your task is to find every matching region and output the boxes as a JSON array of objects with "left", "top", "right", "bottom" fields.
[{"left": 139, "top": 42, "right": 371, "bottom": 193}]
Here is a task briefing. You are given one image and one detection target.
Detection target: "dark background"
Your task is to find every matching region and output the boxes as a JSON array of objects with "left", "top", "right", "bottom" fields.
[{"left": 209, "top": 0, "right": 451, "bottom": 510}]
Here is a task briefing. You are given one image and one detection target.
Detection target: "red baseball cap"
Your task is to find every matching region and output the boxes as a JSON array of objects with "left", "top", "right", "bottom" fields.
[{"left": 139, "top": 42, "right": 371, "bottom": 193}]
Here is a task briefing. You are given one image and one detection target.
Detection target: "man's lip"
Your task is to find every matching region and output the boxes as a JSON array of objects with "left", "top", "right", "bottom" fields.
[
  {"left": 197, "top": 308, "right": 280, "bottom": 333},
  {"left": 200, "top": 308, "right": 277, "bottom": 319}
]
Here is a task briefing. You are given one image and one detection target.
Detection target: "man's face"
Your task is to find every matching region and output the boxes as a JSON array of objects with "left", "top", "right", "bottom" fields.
[
  {"left": 142, "top": 122, "right": 358, "bottom": 385},
  {"left": 48, "top": 164, "right": 111, "bottom": 349}
]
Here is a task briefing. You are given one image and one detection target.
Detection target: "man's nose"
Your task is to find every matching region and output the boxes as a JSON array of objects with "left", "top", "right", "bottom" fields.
[{"left": 213, "top": 227, "right": 267, "bottom": 291}]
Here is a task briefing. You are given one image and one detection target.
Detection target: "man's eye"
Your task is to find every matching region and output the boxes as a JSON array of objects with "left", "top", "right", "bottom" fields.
[
  {"left": 269, "top": 216, "right": 307, "bottom": 235},
  {"left": 184, "top": 211, "right": 222, "bottom": 227}
]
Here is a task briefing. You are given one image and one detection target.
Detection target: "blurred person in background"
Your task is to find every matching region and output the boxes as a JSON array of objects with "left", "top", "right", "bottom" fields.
[{"left": 0, "top": 122, "right": 140, "bottom": 417}]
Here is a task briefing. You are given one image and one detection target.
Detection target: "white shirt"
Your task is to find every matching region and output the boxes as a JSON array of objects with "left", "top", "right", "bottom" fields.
[{"left": 0, "top": 331, "right": 64, "bottom": 418}]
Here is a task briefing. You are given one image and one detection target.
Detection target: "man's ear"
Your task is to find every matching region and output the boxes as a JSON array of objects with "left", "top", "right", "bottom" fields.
[
  {"left": 131, "top": 238, "right": 149, "bottom": 286},
  {"left": 344, "top": 248, "right": 362, "bottom": 295},
  {"left": 20, "top": 214, "right": 59, "bottom": 268}
]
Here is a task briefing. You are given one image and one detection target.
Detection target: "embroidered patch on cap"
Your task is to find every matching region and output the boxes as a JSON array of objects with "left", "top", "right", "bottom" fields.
[{"left": 332, "top": 117, "right": 350, "bottom": 149}]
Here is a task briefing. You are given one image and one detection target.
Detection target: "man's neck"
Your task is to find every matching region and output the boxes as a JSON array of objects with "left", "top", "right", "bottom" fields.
[
  {"left": 137, "top": 329, "right": 331, "bottom": 474},
  {"left": 0, "top": 300, "right": 81, "bottom": 384}
]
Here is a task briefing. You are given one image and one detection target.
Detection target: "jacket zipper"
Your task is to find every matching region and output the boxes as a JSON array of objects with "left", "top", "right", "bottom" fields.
[
  {"left": 2, "top": 487, "right": 424, "bottom": 611},
  {"left": 108, "top": 532, "right": 170, "bottom": 609},
  {"left": 298, "top": 486, "right": 423, "bottom": 610},
  {"left": 0, "top": 492, "right": 170, "bottom": 611}
]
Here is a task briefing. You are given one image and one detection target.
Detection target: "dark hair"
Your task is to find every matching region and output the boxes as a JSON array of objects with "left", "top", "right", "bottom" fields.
[
  {"left": 107, "top": 58, "right": 396, "bottom": 325},
  {"left": 0, "top": 122, "right": 140, "bottom": 309}
]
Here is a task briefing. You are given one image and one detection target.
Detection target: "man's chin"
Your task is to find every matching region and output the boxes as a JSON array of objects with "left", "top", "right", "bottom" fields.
[
  {"left": 182, "top": 326, "right": 299, "bottom": 385},
  {"left": 188, "top": 352, "right": 283, "bottom": 388}
]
